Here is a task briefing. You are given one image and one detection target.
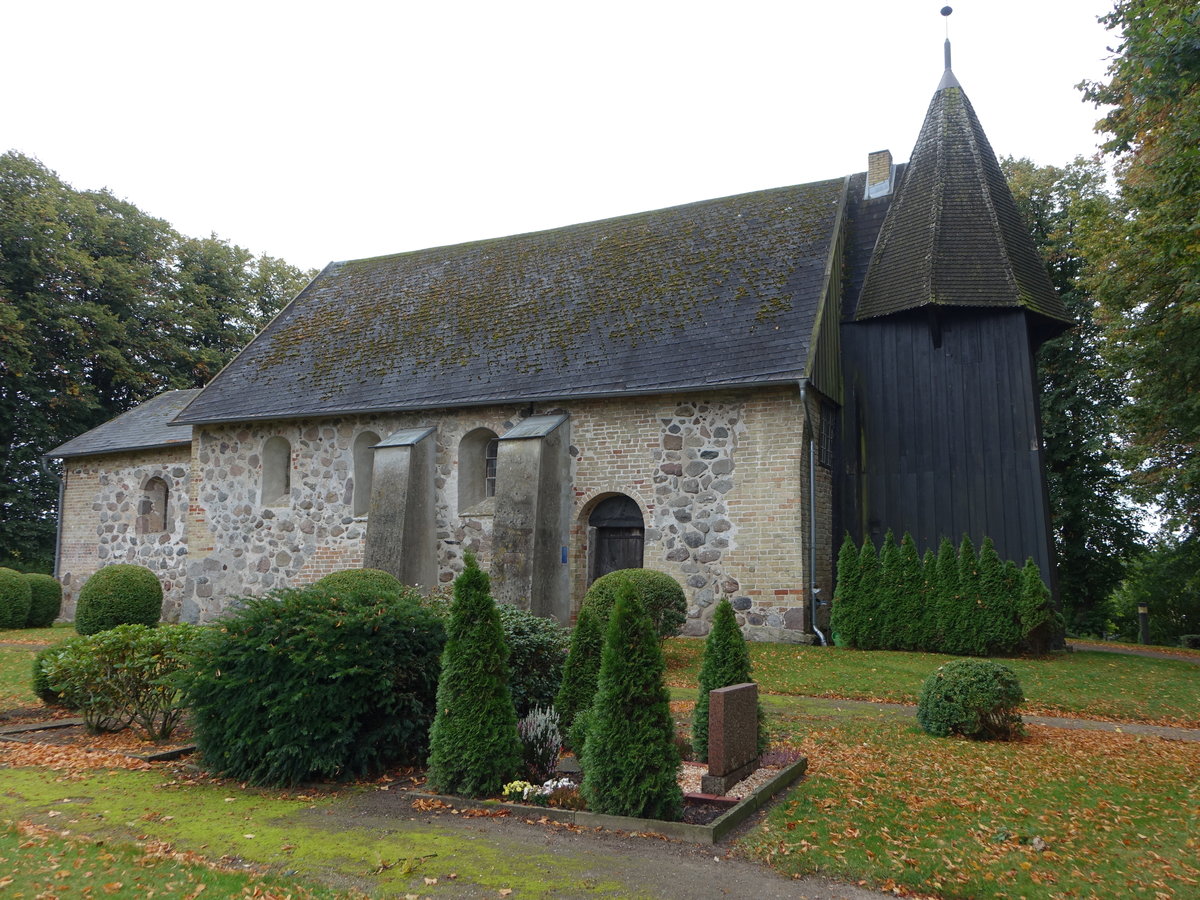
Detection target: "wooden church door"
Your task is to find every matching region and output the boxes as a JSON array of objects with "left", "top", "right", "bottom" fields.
[{"left": 589, "top": 494, "right": 644, "bottom": 582}]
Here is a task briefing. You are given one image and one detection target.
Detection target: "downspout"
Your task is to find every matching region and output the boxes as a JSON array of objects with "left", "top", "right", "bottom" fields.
[
  {"left": 52, "top": 464, "right": 65, "bottom": 580},
  {"left": 799, "top": 382, "right": 828, "bottom": 646}
]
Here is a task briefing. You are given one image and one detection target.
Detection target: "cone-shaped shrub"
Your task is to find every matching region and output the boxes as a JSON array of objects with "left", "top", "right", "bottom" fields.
[
  {"left": 581, "top": 584, "right": 682, "bottom": 821},
  {"left": 854, "top": 539, "right": 881, "bottom": 649},
  {"left": 0, "top": 567, "right": 33, "bottom": 629},
  {"left": 554, "top": 604, "right": 604, "bottom": 741},
  {"left": 426, "top": 554, "right": 522, "bottom": 798},
  {"left": 919, "top": 549, "right": 937, "bottom": 647},
  {"left": 75, "top": 564, "right": 162, "bottom": 635},
  {"left": 1017, "top": 559, "right": 1063, "bottom": 654},
  {"left": 894, "top": 534, "right": 924, "bottom": 651},
  {"left": 691, "top": 598, "right": 764, "bottom": 761},
  {"left": 932, "top": 538, "right": 961, "bottom": 653},
  {"left": 954, "top": 535, "right": 984, "bottom": 655},
  {"left": 24, "top": 574, "right": 62, "bottom": 627},
  {"left": 977, "top": 537, "right": 1020, "bottom": 654},
  {"left": 831, "top": 533, "right": 860, "bottom": 647},
  {"left": 873, "top": 532, "right": 901, "bottom": 650}
]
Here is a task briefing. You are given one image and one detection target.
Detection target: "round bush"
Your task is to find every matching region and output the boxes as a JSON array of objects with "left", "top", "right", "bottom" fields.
[
  {"left": 0, "top": 567, "right": 33, "bottom": 629},
  {"left": 582, "top": 569, "right": 687, "bottom": 640},
  {"left": 75, "top": 564, "right": 163, "bottom": 635},
  {"left": 25, "top": 574, "right": 62, "bottom": 628},
  {"left": 32, "top": 642, "right": 82, "bottom": 707},
  {"left": 312, "top": 567, "right": 403, "bottom": 597},
  {"left": 917, "top": 659, "right": 1025, "bottom": 740},
  {"left": 495, "top": 604, "right": 570, "bottom": 718},
  {"left": 181, "top": 584, "right": 444, "bottom": 787}
]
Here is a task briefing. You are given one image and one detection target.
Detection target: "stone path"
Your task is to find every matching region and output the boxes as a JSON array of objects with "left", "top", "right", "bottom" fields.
[
  {"left": 793, "top": 696, "right": 1200, "bottom": 742},
  {"left": 1066, "top": 640, "right": 1200, "bottom": 665}
]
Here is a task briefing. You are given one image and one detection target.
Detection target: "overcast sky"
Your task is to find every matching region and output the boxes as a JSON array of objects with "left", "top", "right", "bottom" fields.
[{"left": 4, "top": 0, "right": 1117, "bottom": 273}]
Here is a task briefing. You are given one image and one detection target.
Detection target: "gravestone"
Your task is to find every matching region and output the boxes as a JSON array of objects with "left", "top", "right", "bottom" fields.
[{"left": 700, "top": 682, "right": 759, "bottom": 795}]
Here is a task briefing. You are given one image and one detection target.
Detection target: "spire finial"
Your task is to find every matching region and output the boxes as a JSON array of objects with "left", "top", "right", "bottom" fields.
[{"left": 941, "top": 6, "right": 953, "bottom": 70}]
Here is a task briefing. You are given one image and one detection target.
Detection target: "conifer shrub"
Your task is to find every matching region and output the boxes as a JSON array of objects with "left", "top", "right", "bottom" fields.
[
  {"left": 954, "top": 535, "right": 985, "bottom": 656},
  {"left": 46, "top": 624, "right": 203, "bottom": 738},
  {"left": 74, "top": 564, "right": 163, "bottom": 635},
  {"left": 854, "top": 539, "right": 882, "bottom": 649},
  {"left": 182, "top": 585, "right": 443, "bottom": 786},
  {"left": 894, "top": 533, "right": 925, "bottom": 650},
  {"left": 691, "top": 598, "right": 765, "bottom": 761},
  {"left": 831, "top": 533, "right": 861, "bottom": 647},
  {"left": 580, "top": 584, "right": 682, "bottom": 820},
  {"left": 874, "top": 531, "right": 902, "bottom": 650},
  {"left": 495, "top": 604, "right": 569, "bottom": 717},
  {"left": 932, "top": 537, "right": 961, "bottom": 652},
  {"left": 426, "top": 554, "right": 522, "bottom": 798},
  {"left": 24, "top": 574, "right": 62, "bottom": 627},
  {"left": 977, "top": 538, "right": 1021, "bottom": 654},
  {"left": 1017, "top": 558, "right": 1064, "bottom": 654},
  {"left": 581, "top": 569, "right": 687, "bottom": 640},
  {"left": 0, "top": 567, "right": 33, "bottom": 629},
  {"left": 917, "top": 658, "right": 1025, "bottom": 740},
  {"left": 554, "top": 604, "right": 604, "bottom": 741},
  {"left": 312, "top": 567, "right": 403, "bottom": 597}
]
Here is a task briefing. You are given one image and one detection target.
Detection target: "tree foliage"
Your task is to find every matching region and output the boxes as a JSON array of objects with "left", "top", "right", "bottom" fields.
[
  {"left": 0, "top": 152, "right": 314, "bottom": 571},
  {"left": 1003, "top": 156, "right": 1142, "bottom": 634},
  {"left": 1080, "top": 1, "right": 1200, "bottom": 534},
  {"left": 425, "top": 554, "right": 522, "bottom": 798},
  {"left": 1109, "top": 534, "right": 1200, "bottom": 645}
]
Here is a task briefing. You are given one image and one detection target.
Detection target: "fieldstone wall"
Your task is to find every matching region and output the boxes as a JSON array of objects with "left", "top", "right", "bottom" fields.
[
  {"left": 161, "top": 385, "right": 828, "bottom": 638},
  {"left": 57, "top": 448, "right": 191, "bottom": 621}
]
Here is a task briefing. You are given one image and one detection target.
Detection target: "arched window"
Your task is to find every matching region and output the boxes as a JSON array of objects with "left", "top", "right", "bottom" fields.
[
  {"left": 352, "top": 431, "right": 380, "bottom": 517},
  {"left": 261, "top": 436, "right": 292, "bottom": 505},
  {"left": 138, "top": 477, "right": 169, "bottom": 534},
  {"left": 458, "top": 427, "right": 499, "bottom": 512}
]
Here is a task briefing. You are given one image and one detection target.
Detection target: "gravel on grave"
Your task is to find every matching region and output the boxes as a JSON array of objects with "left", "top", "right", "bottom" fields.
[{"left": 677, "top": 760, "right": 781, "bottom": 799}]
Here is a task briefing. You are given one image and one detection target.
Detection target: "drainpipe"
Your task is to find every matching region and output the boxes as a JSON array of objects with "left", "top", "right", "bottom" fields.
[
  {"left": 798, "top": 382, "right": 827, "bottom": 646},
  {"left": 52, "top": 465, "right": 65, "bottom": 580}
]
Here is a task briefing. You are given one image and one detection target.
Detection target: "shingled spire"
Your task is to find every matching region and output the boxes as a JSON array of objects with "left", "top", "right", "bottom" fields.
[{"left": 854, "top": 52, "right": 1071, "bottom": 327}]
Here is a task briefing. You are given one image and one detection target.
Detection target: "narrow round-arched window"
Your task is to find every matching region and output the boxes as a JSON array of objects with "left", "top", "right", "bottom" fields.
[
  {"left": 352, "top": 431, "right": 380, "bottom": 517},
  {"left": 138, "top": 477, "right": 169, "bottom": 534},
  {"left": 458, "top": 427, "right": 499, "bottom": 512},
  {"left": 261, "top": 436, "right": 292, "bottom": 505}
]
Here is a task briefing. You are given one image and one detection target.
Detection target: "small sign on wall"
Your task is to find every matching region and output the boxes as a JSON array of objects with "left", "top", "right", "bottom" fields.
[{"left": 561, "top": 546, "right": 568, "bottom": 564}]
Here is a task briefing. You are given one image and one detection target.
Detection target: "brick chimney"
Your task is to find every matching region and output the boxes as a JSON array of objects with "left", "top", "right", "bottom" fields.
[{"left": 866, "top": 149, "right": 894, "bottom": 199}]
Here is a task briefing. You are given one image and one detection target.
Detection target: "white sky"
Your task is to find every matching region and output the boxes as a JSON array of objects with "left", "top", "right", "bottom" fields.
[{"left": 3, "top": 0, "right": 1117, "bottom": 273}]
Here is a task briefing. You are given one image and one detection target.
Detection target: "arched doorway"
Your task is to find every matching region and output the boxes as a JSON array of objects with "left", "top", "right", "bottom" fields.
[{"left": 588, "top": 494, "right": 644, "bottom": 583}]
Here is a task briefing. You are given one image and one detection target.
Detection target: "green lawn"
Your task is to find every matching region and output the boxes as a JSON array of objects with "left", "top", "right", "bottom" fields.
[
  {"left": 0, "top": 624, "right": 71, "bottom": 708},
  {"left": 665, "top": 638, "right": 1200, "bottom": 726},
  {"left": 739, "top": 699, "right": 1200, "bottom": 899}
]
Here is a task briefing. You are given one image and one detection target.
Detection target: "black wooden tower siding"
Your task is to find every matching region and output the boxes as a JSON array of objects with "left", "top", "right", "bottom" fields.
[{"left": 836, "top": 61, "right": 1073, "bottom": 593}]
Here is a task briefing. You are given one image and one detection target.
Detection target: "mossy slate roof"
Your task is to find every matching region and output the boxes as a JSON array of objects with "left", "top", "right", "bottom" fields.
[
  {"left": 174, "top": 180, "right": 846, "bottom": 424},
  {"left": 855, "top": 73, "right": 1070, "bottom": 325},
  {"left": 46, "top": 390, "right": 199, "bottom": 459}
]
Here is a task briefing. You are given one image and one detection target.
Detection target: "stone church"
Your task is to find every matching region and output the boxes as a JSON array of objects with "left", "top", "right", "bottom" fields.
[{"left": 48, "top": 52, "right": 1070, "bottom": 640}]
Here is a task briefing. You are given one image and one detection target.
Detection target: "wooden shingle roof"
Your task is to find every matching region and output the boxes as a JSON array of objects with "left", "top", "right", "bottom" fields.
[
  {"left": 174, "top": 180, "right": 847, "bottom": 424},
  {"left": 855, "top": 70, "right": 1071, "bottom": 326},
  {"left": 46, "top": 390, "right": 199, "bottom": 459}
]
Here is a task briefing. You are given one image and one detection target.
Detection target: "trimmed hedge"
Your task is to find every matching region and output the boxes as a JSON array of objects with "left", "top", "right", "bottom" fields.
[
  {"left": 24, "top": 574, "right": 62, "bottom": 627},
  {"left": 831, "top": 533, "right": 1064, "bottom": 656},
  {"left": 580, "top": 584, "right": 682, "bottom": 821},
  {"left": 312, "top": 567, "right": 403, "bottom": 597},
  {"left": 182, "top": 584, "right": 444, "bottom": 786},
  {"left": 75, "top": 564, "right": 163, "bottom": 635},
  {"left": 580, "top": 569, "right": 687, "bottom": 640},
  {"left": 917, "top": 659, "right": 1025, "bottom": 740},
  {"left": 426, "top": 554, "right": 522, "bottom": 798},
  {"left": 0, "top": 567, "right": 33, "bottom": 629}
]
